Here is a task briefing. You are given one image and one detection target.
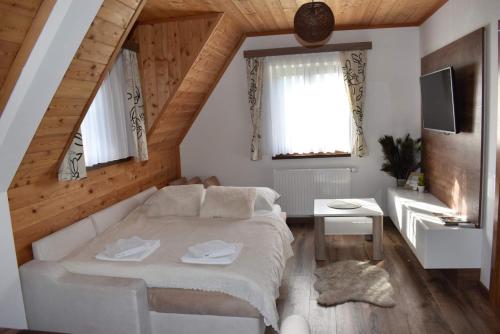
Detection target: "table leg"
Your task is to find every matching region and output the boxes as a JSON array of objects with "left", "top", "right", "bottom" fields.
[
  {"left": 314, "top": 216, "right": 327, "bottom": 261},
  {"left": 372, "top": 215, "right": 384, "bottom": 260}
]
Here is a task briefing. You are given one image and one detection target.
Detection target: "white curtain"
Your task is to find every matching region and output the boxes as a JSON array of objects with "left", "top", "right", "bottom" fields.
[
  {"left": 266, "top": 52, "right": 351, "bottom": 156},
  {"left": 81, "top": 52, "right": 137, "bottom": 166},
  {"left": 123, "top": 49, "right": 148, "bottom": 161},
  {"left": 340, "top": 50, "right": 368, "bottom": 157},
  {"left": 58, "top": 129, "right": 87, "bottom": 181},
  {"left": 245, "top": 57, "right": 265, "bottom": 161}
]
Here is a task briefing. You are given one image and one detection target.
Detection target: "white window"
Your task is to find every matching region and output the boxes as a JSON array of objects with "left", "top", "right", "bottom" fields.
[
  {"left": 81, "top": 52, "right": 136, "bottom": 167},
  {"left": 266, "top": 52, "right": 351, "bottom": 157}
]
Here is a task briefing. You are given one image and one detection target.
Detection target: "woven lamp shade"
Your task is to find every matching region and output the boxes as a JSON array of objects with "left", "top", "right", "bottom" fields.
[{"left": 294, "top": 1, "right": 335, "bottom": 43}]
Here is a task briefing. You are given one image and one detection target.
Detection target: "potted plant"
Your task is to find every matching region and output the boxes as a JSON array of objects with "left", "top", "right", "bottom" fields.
[
  {"left": 417, "top": 174, "right": 425, "bottom": 193},
  {"left": 378, "top": 134, "right": 421, "bottom": 187}
]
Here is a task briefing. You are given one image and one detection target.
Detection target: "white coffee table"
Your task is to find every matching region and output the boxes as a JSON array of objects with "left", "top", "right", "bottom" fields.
[{"left": 314, "top": 198, "right": 384, "bottom": 261}]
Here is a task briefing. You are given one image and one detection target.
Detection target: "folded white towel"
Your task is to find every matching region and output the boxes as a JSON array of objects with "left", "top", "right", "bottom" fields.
[
  {"left": 188, "top": 240, "right": 237, "bottom": 258},
  {"left": 96, "top": 237, "right": 160, "bottom": 262},
  {"left": 181, "top": 243, "right": 243, "bottom": 265}
]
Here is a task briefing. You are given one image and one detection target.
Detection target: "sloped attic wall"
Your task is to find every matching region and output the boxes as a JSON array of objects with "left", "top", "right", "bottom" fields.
[
  {"left": 7, "top": 1, "right": 244, "bottom": 264},
  {"left": 0, "top": 0, "right": 46, "bottom": 115}
]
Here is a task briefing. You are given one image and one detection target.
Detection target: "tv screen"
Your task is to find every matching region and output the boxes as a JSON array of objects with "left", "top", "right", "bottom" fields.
[{"left": 420, "top": 67, "right": 457, "bottom": 133}]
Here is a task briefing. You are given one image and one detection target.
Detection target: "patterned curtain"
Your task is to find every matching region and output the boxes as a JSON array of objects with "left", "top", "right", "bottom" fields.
[
  {"left": 123, "top": 49, "right": 148, "bottom": 161},
  {"left": 340, "top": 50, "right": 368, "bottom": 157},
  {"left": 58, "top": 129, "right": 87, "bottom": 181},
  {"left": 246, "top": 57, "right": 265, "bottom": 161}
]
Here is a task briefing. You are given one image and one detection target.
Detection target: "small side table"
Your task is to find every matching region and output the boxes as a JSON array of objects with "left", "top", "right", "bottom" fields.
[{"left": 313, "top": 198, "right": 384, "bottom": 261}]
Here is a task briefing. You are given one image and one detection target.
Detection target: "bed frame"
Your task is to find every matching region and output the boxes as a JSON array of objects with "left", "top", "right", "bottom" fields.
[{"left": 19, "top": 187, "right": 266, "bottom": 334}]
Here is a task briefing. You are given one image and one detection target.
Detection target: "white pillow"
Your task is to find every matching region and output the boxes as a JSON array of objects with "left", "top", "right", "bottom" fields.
[
  {"left": 144, "top": 184, "right": 204, "bottom": 217},
  {"left": 253, "top": 187, "right": 281, "bottom": 211},
  {"left": 200, "top": 186, "right": 257, "bottom": 219}
]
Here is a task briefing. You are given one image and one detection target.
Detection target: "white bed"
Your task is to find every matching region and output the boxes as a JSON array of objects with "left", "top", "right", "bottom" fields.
[{"left": 21, "top": 186, "right": 293, "bottom": 334}]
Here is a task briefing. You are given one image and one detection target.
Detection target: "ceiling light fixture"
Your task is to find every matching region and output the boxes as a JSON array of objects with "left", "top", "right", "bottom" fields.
[{"left": 294, "top": 1, "right": 335, "bottom": 43}]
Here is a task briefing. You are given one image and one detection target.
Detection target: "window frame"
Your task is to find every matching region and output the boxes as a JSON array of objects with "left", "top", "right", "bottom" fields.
[
  {"left": 81, "top": 45, "right": 146, "bottom": 170},
  {"left": 266, "top": 53, "right": 352, "bottom": 159}
]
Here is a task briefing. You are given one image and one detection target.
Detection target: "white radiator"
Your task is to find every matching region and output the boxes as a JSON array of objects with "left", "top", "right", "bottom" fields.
[{"left": 273, "top": 168, "right": 352, "bottom": 216}]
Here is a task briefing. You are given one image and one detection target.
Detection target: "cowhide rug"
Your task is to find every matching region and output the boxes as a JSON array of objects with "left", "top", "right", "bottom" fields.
[{"left": 314, "top": 260, "right": 395, "bottom": 307}]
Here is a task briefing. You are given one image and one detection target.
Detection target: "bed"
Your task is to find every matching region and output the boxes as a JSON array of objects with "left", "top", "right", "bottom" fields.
[{"left": 20, "top": 186, "right": 294, "bottom": 334}]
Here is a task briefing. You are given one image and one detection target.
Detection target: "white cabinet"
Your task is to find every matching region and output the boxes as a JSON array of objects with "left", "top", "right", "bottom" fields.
[{"left": 387, "top": 187, "right": 482, "bottom": 269}]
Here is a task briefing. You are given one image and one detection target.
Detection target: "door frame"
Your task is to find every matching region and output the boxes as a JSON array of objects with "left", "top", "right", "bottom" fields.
[{"left": 489, "top": 20, "right": 500, "bottom": 307}]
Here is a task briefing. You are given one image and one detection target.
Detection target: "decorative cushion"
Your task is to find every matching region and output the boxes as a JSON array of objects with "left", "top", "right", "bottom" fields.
[
  {"left": 32, "top": 218, "right": 96, "bottom": 261},
  {"left": 203, "top": 176, "right": 221, "bottom": 188},
  {"left": 144, "top": 184, "right": 205, "bottom": 217},
  {"left": 187, "top": 176, "right": 202, "bottom": 185},
  {"left": 200, "top": 186, "right": 256, "bottom": 219},
  {"left": 169, "top": 177, "right": 188, "bottom": 186}
]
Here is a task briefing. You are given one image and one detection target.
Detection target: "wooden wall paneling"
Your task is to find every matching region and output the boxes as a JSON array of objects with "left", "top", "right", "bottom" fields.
[
  {"left": 7, "top": 0, "right": 185, "bottom": 265},
  {"left": 421, "top": 28, "right": 484, "bottom": 227},
  {"left": 141, "top": 15, "right": 244, "bottom": 147},
  {"left": 0, "top": 0, "right": 53, "bottom": 116},
  {"left": 138, "top": 0, "right": 448, "bottom": 34},
  {"left": 135, "top": 13, "right": 222, "bottom": 131}
]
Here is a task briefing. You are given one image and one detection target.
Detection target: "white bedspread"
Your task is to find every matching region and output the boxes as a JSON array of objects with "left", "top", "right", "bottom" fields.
[{"left": 60, "top": 207, "right": 294, "bottom": 331}]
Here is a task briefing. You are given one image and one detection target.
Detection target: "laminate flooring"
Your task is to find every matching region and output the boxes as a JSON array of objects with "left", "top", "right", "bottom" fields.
[{"left": 267, "top": 220, "right": 500, "bottom": 334}]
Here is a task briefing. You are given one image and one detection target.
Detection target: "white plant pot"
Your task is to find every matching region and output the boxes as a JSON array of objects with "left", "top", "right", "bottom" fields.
[{"left": 417, "top": 186, "right": 425, "bottom": 193}]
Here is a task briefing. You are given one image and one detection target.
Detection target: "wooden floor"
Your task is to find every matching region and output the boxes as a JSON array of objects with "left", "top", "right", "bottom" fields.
[{"left": 268, "top": 220, "right": 500, "bottom": 334}]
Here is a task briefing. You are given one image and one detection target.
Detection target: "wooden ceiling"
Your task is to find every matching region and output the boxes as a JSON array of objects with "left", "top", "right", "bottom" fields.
[{"left": 138, "top": 0, "right": 448, "bottom": 33}]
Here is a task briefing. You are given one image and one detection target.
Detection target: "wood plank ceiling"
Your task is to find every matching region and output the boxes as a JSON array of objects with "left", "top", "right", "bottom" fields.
[{"left": 138, "top": 0, "right": 448, "bottom": 34}]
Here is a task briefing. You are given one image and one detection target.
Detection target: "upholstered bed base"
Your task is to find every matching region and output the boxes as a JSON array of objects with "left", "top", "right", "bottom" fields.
[
  {"left": 150, "top": 312, "right": 265, "bottom": 334},
  {"left": 20, "top": 260, "right": 266, "bottom": 334}
]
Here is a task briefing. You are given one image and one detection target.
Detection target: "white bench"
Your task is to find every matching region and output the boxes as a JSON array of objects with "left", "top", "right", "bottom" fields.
[{"left": 386, "top": 187, "right": 482, "bottom": 269}]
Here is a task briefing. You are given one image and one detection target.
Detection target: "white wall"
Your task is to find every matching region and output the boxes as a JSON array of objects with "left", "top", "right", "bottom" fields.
[
  {"left": 181, "top": 28, "right": 421, "bottom": 211},
  {"left": 0, "top": 0, "right": 103, "bottom": 328},
  {"left": 420, "top": 0, "right": 500, "bottom": 289}
]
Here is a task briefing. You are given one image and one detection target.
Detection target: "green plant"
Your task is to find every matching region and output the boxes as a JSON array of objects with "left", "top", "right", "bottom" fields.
[
  {"left": 378, "top": 134, "right": 421, "bottom": 180},
  {"left": 418, "top": 174, "right": 425, "bottom": 187}
]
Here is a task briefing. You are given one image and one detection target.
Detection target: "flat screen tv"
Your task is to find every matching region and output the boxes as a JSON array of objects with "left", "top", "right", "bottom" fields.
[{"left": 420, "top": 67, "right": 458, "bottom": 134}]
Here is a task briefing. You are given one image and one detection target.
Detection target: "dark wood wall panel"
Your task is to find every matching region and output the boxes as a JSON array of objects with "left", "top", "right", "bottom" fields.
[{"left": 421, "top": 28, "right": 484, "bottom": 226}]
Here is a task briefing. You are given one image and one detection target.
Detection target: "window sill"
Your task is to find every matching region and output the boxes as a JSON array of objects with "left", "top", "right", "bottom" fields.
[
  {"left": 86, "top": 156, "right": 133, "bottom": 171},
  {"left": 272, "top": 152, "right": 351, "bottom": 160}
]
